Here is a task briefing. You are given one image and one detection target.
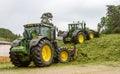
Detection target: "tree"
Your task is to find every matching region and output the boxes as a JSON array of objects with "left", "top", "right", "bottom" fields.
[
  {"left": 0, "top": 28, "right": 18, "bottom": 41},
  {"left": 98, "top": 5, "right": 120, "bottom": 34}
]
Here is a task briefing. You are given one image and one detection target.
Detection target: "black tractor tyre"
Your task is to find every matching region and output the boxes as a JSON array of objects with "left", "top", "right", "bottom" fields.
[
  {"left": 88, "top": 31, "right": 94, "bottom": 40},
  {"left": 57, "top": 47, "right": 70, "bottom": 63},
  {"left": 9, "top": 52, "right": 30, "bottom": 67},
  {"left": 31, "top": 39, "right": 53, "bottom": 67},
  {"left": 74, "top": 32, "right": 85, "bottom": 44},
  {"left": 53, "top": 57, "right": 59, "bottom": 63},
  {"left": 94, "top": 32, "right": 100, "bottom": 38}
]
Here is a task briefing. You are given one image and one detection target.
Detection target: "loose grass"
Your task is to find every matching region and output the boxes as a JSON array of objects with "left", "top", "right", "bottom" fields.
[{"left": 58, "top": 34, "right": 120, "bottom": 66}]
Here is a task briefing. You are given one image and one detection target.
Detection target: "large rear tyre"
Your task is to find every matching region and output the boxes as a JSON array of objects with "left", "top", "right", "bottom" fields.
[
  {"left": 9, "top": 52, "right": 30, "bottom": 67},
  {"left": 74, "top": 32, "right": 85, "bottom": 44},
  {"left": 31, "top": 39, "right": 53, "bottom": 67},
  {"left": 57, "top": 47, "right": 70, "bottom": 63}
]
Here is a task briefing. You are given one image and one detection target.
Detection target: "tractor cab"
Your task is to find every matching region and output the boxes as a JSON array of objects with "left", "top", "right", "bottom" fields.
[
  {"left": 23, "top": 24, "right": 40, "bottom": 39},
  {"left": 68, "top": 23, "right": 82, "bottom": 32},
  {"left": 67, "top": 22, "right": 85, "bottom": 37},
  {"left": 23, "top": 23, "right": 56, "bottom": 41},
  {"left": 68, "top": 21, "right": 87, "bottom": 32}
]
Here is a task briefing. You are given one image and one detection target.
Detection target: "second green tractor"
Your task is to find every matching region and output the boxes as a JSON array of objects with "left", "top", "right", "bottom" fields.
[{"left": 58, "top": 21, "right": 99, "bottom": 44}]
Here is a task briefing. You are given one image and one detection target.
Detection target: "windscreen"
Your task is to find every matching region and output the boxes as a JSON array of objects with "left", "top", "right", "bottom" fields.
[
  {"left": 76, "top": 24, "right": 82, "bottom": 29},
  {"left": 23, "top": 27, "right": 39, "bottom": 39}
]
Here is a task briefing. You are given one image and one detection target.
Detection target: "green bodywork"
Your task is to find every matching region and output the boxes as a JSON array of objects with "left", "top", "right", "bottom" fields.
[{"left": 11, "top": 23, "right": 56, "bottom": 62}]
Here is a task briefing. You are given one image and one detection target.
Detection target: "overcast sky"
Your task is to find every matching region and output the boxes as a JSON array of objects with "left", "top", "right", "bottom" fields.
[{"left": 0, "top": 0, "right": 119, "bottom": 34}]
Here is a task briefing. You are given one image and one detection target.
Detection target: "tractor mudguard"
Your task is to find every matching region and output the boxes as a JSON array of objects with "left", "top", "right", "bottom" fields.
[
  {"left": 88, "top": 30, "right": 99, "bottom": 38},
  {"left": 72, "top": 30, "right": 87, "bottom": 40},
  {"left": 30, "top": 36, "right": 45, "bottom": 48},
  {"left": 88, "top": 30, "right": 94, "bottom": 34},
  {"left": 72, "top": 30, "right": 80, "bottom": 37},
  {"left": 11, "top": 38, "right": 22, "bottom": 47}
]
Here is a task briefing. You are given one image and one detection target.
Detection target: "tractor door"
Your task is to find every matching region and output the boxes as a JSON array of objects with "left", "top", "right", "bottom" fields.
[
  {"left": 77, "top": 23, "right": 83, "bottom": 31},
  {"left": 41, "top": 26, "right": 51, "bottom": 39},
  {"left": 68, "top": 24, "right": 76, "bottom": 37}
]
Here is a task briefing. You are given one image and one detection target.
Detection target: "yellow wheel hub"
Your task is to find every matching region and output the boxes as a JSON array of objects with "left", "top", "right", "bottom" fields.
[
  {"left": 42, "top": 45, "right": 51, "bottom": 62},
  {"left": 78, "top": 34, "right": 84, "bottom": 43},
  {"left": 89, "top": 33, "right": 94, "bottom": 39},
  {"left": 60, "top": 51, "right": 68, "bottom": 61}
]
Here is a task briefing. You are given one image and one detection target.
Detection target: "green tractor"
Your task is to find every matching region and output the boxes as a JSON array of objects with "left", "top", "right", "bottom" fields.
[
  {"left": 58, "top": 21, "right": 99, "bottom": 44},
  {"left": 9, "top": 13, "right": 77, "bottom": 67}
]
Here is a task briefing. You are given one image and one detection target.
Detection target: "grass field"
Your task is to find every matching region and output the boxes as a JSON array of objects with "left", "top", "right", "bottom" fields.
[
  {"left": 0, "top": 37, "right": 7, "bottom": 41},
  {"left": 0, "top": 37, "right": 11, "bottom": 41}
]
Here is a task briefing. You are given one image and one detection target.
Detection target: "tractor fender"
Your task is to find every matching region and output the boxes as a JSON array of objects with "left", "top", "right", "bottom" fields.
[
  {"left": 72, "top": 30, "right": 87, "bottom": 39},
  {"left": 72, "top": 30, "right": 80, "bottom": 37},
  {"left": 11, "top": 38, "right": 22, "bottom": 47},
  {"left": 29, "top": 36, "right": 46, "bottom": 48},
  {"left": 88, "top": 30, "right": 94, "bottom": 34},
  {"left": 89, "top": 30, "right": 100, "bottom": 38}
]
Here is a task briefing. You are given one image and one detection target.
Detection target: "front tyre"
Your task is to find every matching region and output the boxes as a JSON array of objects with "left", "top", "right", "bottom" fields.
[
  {"left": 57, "top": 47, "right": 70, "bottom": 63},
  {"left": 31, "top": 39, "right": 53, "bottom": 67},
  {"left": 89, "top": 31, "right": 94, "bottom": 39},
  {"left": 9, "top": 52, "right": 30, "bottom": 67}
]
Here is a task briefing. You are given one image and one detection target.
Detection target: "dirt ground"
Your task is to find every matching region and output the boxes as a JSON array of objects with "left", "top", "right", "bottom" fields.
[
  {"left": 0, "top": 65, "right": 120, "bottom": 74},
  {"left": 0, "top": 56, "right": 10, "bottom": 62}
]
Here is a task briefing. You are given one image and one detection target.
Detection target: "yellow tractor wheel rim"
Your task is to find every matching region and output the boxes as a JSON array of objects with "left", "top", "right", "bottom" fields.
[
  {"left": 60, "top": 51, "right": 68, "bottom": 61},
  {"left": 89, "top": 33, "right": 94, "bottom": 39},
  {"left": 42, "top": 45, "right": 51, "bottom": 62},
  {"left": 78, "top": 34, "right": 84, "bottom": 43}
]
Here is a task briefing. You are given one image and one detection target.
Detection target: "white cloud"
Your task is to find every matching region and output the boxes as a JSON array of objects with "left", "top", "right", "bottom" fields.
[{"left": 0, "top": 0, "right": 119, "bottom": 34}]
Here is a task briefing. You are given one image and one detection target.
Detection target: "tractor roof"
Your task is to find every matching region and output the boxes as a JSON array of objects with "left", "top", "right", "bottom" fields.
[
  {"left": 24, "top": 23, "right": 40, "bottom": 28},
  {"left": 24, "top": 23, "right": 54, "bottom": 28}
]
